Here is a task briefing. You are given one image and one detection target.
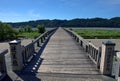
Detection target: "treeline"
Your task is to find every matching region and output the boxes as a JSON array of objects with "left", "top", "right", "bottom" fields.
[
  {"left": 19, "top": 25, "right": 45, "bottom": 33},
  {"left": 18, "top": 25, "right": 45, "bottom": 39},
  {"left": 9, "top": 17, "right": 120, "bottom": 28},
  {"left": 0, "top": 22, "right": 45, "bottom": 40}
]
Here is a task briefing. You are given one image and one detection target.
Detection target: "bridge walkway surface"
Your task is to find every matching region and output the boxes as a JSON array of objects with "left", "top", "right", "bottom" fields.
[{"left": 9, "top": 28, "right": 115, "bottom": 81}]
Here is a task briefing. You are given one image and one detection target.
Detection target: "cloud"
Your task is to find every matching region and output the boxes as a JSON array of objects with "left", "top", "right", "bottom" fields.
[{"left": 28, "top": 10, "right": 41, "bottom": 18}]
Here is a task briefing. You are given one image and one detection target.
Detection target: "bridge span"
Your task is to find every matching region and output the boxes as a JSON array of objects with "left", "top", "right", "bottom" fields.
[
  {"left": 16, "top": 28, "right": 115, "bottom": 81},
  {"left": 38, "top": 28, "right": 99, "bottom": 74},
  {"left": 2, "top": 27, "right": 116, "bottom": 81}
]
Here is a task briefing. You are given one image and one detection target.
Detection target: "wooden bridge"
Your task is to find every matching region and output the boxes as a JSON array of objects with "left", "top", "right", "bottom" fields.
[
  {"left": 1, "top": 27, "right": 118, "bottom": 81},
  {"left": 24, "top": 27, "right": 99, "bottom": 74}
]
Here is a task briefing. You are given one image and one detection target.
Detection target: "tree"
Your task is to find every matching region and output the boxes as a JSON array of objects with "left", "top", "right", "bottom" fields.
[
  {"left": 0, "top": 22, "right": 18, "bottom": 40},
  {"left": 24, "top": 25, "right": 32, "bottom": 32},
  {"left": 18, "top": 26, "right": 24, "bottom": 32},
  {"left": 37, "top": 25, "right": 45, "bottom": 33}
]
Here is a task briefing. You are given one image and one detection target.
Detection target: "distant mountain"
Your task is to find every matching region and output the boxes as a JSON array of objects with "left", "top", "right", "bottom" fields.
[{"left": 8, "top": 17, "right": 120, "bottom": 28}]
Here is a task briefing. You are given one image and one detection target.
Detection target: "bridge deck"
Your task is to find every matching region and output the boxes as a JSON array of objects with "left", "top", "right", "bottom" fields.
[
  {"left": 38, "top": 28, "right": 99, "bottom": 74},
  {"left": 18, "top": 28, "right": 115, "bottom": 81}
]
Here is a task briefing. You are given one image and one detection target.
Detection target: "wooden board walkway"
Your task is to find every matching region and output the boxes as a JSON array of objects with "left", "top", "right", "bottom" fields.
[
  {"left": 38, "top": 28, "right": 99, "bottom": 74},
  {"left": 15, "top": 28, "right": 115, "bottom": 81}
]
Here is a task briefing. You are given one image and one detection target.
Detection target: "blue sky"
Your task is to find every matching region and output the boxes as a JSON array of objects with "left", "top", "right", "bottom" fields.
[{"left": 0, "top": 0, "right": 120, "bottom": 22}]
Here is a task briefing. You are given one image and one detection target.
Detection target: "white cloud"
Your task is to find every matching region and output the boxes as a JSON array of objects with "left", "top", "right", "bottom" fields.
[{"left": 28, "top": 10, "right": 41, "bottom": 18}]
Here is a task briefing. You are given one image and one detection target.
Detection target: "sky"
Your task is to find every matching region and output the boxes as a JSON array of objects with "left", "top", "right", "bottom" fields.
[{"left": 0, "top": 0, "right": 120, "bottom": 22}]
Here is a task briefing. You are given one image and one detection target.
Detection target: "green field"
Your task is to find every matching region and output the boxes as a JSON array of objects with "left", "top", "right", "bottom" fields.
[
  {"left": 74, "top": 29, "right": 120, "bottom": 39},
  {"left": 18, "top": 32, "right": 41, "bottom": 39}
]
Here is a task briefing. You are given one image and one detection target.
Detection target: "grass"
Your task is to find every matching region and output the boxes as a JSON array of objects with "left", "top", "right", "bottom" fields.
[
  {"left": 74, "top": 29, "right": 120, "bottom": 39},
  {"left": 18, "top": 32, "right": 41, "bottom": 39}
]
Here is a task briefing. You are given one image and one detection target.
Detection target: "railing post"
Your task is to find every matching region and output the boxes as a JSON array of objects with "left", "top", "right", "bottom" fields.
[
  {"left": 44, "top": 33, "right": 47, "bottom": 37},
  {"left": 100, "top": 41, "right": 115, "bottom": 75},
  {"left": 41, "top": 37, "right": 43, "bottom": 43},
  {"left": 21, "top": 46, "right": 26, "bottom": 65},
  {"left": 80, "top": 41, "right": 83, "bottom": 47},
  {"left": 43, "top": 36, "right": 46, "bottom": 40},
  {"left": 76, "top": 37, "right": 79, "bottom": 42},
  {"left": 86, "top": 45, "right": 88, "bottom": 52},
  {"left": 9, "top": 40, "right": 23, "bottom": 71},
  {"left": 37, "top": 41, "right": 40, "bottom": 47},
  {"left": 32, "top": 40, "right": 35, "bottom": 52}
]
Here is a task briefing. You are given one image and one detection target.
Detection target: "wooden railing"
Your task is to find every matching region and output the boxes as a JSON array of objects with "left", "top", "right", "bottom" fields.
[
  {"left": 21, "top": 28, "right": 57, "bottom": 66},
  {"left": 65, "top": 28, "right": 101, "bottom": 68},
  {"left": 88, "top": 43, "right": 101, "bottom": 68}
]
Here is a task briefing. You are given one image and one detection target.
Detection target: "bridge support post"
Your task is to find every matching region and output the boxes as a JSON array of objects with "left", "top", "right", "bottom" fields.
[
  {"left": 43, "top": 36, "right": 46, "bottom": 40},
  {"left": 9, "top": 40, "right": 23, "bottom": 71},
  {"left": 96, "top": 47, "right": 101, "bottom": 69},
  {"left": 41, "top": 37, "right": 44, "bottom": 43},
  {"left": 85, "top": 45, "right": 88, "bottom": 52},
  {"left": 100, "top": 41, "right": 115, "bottom": 75},
  {"left": 37, "top": 41, "right": 40, "bottom": 47}
]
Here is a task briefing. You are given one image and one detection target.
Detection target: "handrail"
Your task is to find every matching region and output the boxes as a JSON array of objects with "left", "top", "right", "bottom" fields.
[
  {"left": 22, "top": 28, "right": 57, "bottom": 65},
  {"left": 65, "top": 28, "right": 99, "bottom": 50},
  {"left": 65, "top": 28, "right": 89, "bottom": 45},
  {"left": 32, "top": 31, "right": 48, "bottom": 44},
  {"left": 0, "top": 49, "right": 8, "bottom": 56},
  {"left": 24, "top": 28, "right": 56, "bottom": 48},
  {"left": 89, "top": 42, "right": 99, "bottom": 50},
  {"left": 64, "top": 28, "right": 101, "bottom": 67}
]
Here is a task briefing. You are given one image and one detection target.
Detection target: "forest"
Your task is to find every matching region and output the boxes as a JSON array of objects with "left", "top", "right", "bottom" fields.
[
  {"left": 0, "top": 22, "right": 45, "bottom": 40},
  {"left": 8, "top": 17, "right": 120, "bottom": 28}
]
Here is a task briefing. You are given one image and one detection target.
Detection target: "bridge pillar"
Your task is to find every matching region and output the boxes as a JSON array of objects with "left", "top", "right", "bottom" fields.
[
  {"left": 9, "top": 40, "right": 23, "bottom": 71},
  {"left": 96, "top": 47, "right": 101, "bottom": 69},
  {"left": 41, "top": 37, "right": 44, "bottom": 43},
  {"left": 85, "top": 45, "right": 88, "bottom": 52},
  {"left": 37, "top": 41, "right": 40, "bottom": 47},
  {"left": 100, "top": 41, "right": 115, "bottom": 75}
]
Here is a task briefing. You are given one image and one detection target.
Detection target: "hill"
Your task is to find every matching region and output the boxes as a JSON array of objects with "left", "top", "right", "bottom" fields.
[{"left": 8, "top": 17, "right": 120, "bottom": 28}]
